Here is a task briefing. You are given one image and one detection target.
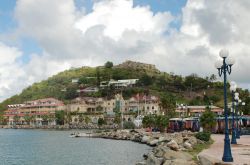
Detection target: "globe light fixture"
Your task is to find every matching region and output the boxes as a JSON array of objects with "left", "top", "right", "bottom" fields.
[
  {"left": 226, "top": 57, "right": 236, "bottom": 66},
  {"left": 219, "top": 49, "right": 229, "bottom": 58},
  {"left": 215, "top": 60, "right": 222, "bottom": 69}
]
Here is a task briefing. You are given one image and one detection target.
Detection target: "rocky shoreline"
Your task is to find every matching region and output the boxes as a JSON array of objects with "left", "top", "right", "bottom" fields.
[{"left": 95, "top": 129, "right": 206, "bottom": 165}]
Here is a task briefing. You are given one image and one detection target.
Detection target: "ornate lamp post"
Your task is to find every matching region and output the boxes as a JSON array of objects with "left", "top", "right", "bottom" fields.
[
  {"left": 230, "top": 82, "right": 237, "bottom": 144},
  {"left": 215, "top": 49, "right": 235, "bottom": 162},
  {"left": 180, "top": 104, "right": 185, "bottom": 131},
  {"left": 234, "top": 93, "right": 240, "bottom": 139},
  {"left": 238, "top": 101, "right": 245, "bottom": 137}
]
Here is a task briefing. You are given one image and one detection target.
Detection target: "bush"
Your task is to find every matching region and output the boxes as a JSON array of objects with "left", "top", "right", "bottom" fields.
[
  {"left": 123, "top": 121, "right": 135, "bottom": 129},
  {"left": 195, "top": 132, "right": 211, "bottom": 142}
]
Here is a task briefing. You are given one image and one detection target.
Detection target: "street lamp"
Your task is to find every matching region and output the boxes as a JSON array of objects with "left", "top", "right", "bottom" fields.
[
  {"left": 229, "top": 82, "right": 237, "bottom": 144},
  {"left": 234, "top": 95, "right": 241, "bottom": 139},
  {"left": 178, "top": 104, "right": 187, "bottom": 131},
  {"left": 238, "top": 101, "right": 245, "bottom": 137},
  {"left": 215, "top": 49, "right": 234, "bottom": 162}
]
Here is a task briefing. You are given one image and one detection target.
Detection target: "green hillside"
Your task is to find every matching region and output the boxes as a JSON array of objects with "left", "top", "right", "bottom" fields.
[{"left": 0, "top": 61, "right": 249, "bottom": 115}]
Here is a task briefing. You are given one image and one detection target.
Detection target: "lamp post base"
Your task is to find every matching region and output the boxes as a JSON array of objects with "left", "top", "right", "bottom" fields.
[
  {"left": 222, "top": 137, "right": 233, "bottom": 162},
  {"left": 236, "top": 130, "right": 240, "bottom": 139},
  {"left": 231, "top": 129, "right": 237, "bottom": 144}
]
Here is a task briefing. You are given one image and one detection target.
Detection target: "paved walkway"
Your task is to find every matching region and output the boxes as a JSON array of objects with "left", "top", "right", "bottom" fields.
[{"left": 199, "top": 134, "right": 250, "bottom": 165}]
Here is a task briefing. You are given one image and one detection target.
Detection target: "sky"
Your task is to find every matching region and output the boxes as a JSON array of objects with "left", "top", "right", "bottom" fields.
[{"left": 0, "top": 0, "right": 250, "bottom": 102}]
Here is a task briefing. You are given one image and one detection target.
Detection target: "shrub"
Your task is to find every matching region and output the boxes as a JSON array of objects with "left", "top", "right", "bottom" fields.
[
  {"left": 123, "top": 121, "right": 135, "bottom": 129},
  {"left": 195, "top": 132, "right": 211, "bottom": 142}
]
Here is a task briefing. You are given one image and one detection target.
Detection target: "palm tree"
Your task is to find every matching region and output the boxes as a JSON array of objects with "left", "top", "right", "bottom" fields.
[
  {"left": 65, "top": 112, "right": 72, "bottom": 124},
  {"left": 85, "top": 116, "right": 91, "bottom": 124},
  {"left": 41, "top": 115, "right": 49, "bottom": 125},
  {"left": 48, "top": 115, "right": 55, "bottom": 125},
  {"left": 24, "top": 115, "right": 31, "bottom": 125},
  {"left": 78, "top": 114, "right": 84, "bottom": 124},
  {"left": 13, "top": 115, "right": 19, "bottom": 125},
  {"left": 200, "top": 107, "right": 216, "bottom": 132},
  {"left": 0, "top": 115, "right": 5, "bottom": 125},
  {"left": 30, "top": 115, "right": 36, "bottom": 126}
]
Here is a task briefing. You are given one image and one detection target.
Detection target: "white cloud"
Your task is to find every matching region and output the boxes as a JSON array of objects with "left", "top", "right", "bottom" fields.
[
  {"left": 0, "top": 42, "right": 26, "bottom": 101},
  {"left": 75, "top": 0, "right": 173, "bottom": 40},
  {"left": 0, "top": 0, "right": 250, "bottom": 102}
]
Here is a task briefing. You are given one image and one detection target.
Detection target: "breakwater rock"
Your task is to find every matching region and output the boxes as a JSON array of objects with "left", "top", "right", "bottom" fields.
[{"left": 96, "top": 130, "right": 204, "bottom": 165}]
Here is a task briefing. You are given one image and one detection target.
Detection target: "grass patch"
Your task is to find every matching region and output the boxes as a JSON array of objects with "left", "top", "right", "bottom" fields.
[{"left": 187, "top": 139, "right": 214, "bottom": 161}]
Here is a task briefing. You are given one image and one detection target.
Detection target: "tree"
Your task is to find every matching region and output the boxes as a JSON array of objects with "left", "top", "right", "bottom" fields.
[
  {"left": 104, "top": 61, "right": 113, "bottom": 68},
  {"left": 0, "top": 115, "right": 6, "bottom": 125},
  {"left": 13, "top": 115, "right": 19, "bottom": 125},
  {"left": 24, "top": 115, "right": 31, "bottom": 125},
  {"left": 114, "top": 114, "right": 121, "bottom": 124},
  {"left": 85, "top": 116, "right": 91, "bottom": 124},
  {"left": 55, "top": 111, "right": 65, "bottom": 125},
  {"left": 96, "top": 67, "right": 101, "bottom": 87},
  {"left": 142, "top": 115, "right": 169, "bottom": 132},
  {"left": 200, "top": 107, "right": 216, "bottom": 132},
  {"left": 30, "top": 115, "right": 36, "bottom": 125},
  {"left": 78, "top": 114, "right": 84, "bottom": 123},
  {"left": 209, "top": 74, "right": 217, "bottom": 82},
  {"left": 65, "top": 112, "right": 72, "bottom": 124},
  {"left": 142, "top": 115, "right": 154, "bottom": 128},
  {"left": 64, "top": 85, "right": 78, "bottom": 100},
  {"left": 155, "top": 115, "right": 169, "bottom": 132},
  {"left": 123, "top": 121, "right": 135, "bottom": 129},
  {"left": 41, "top": 115, "right": 49, "bottom": 122},
  {"left": 139, "top": 74, "right": 153, "bottom": 86},
  {"left": 98, "top": 118, "right": 106, "bottom": 127},
  {"left": 160, "top": 94, "right": 176, "bottom": 118}
]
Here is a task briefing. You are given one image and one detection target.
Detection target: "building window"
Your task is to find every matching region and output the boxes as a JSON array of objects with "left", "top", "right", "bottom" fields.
[{"left": 152, "top": 106, "right": 154, "bottom": 109}]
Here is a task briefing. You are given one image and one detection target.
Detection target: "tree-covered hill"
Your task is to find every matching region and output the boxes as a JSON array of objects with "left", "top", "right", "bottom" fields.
[{"left": 0, "top": 61, "right": 249, "bottom": 115}]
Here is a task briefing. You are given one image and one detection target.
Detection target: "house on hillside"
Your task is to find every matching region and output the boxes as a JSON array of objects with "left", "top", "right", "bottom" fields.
[{"left": 100, "top": 79, "right": 139, "bottom": 89}]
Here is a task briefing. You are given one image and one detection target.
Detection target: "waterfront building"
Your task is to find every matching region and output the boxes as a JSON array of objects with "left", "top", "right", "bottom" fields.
[
  {"left": 175, "top": 105, "right": 223, "bottom": 117},
  {"left": 3, "top": 98, "right": 65, "bottom": 125},
  {"left": 129, "top": 94, "right": 160, "bottom": 115}
]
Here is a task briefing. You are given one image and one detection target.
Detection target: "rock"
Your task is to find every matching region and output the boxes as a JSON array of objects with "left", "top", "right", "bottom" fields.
[
  {"left": 187, "top": 136, "right": 197, "bottom": 146},
  {"left": 166, "top": 140, "right": 179, "bottom": 151},
  {"left": 197, "top": 139, "right": 205, "bottom": 144},
  {"left": 183, "top": 142, "right": 193, "bottom": 150},
  {"left": 146, "top": 152, "right": 164, "bottom": 165},
  {"left": 154, "top": 145, "right": 170, "bottom": 158},
  {"left": 163, "top": 150, "right": 193, "bottom": 161},
  {"left": 158, "top": 136, "right": 171, "bottom": 143},
  {"left": 172, "top": 133, "right": 183, "bottom": 145},
  {"left": 136, "top": 161, "right": 146, "bottom": 165},
  {"left": 179, "top": 147, "right": 188, "bottom": 151},
  {"left": 143, "top": 153, "right": 148, "bottom": 159},
  {"left": 149, "top": 139, "right": 159, "bottom": 146},
  {"left": 164, "top": 159, "right": 196, "bottom": 165},
  {"left": 142, "top": 136, "right": 150, "bottom": 143},
  {"left": 197, "top": 153, "right": 223, "bottom": 165}
]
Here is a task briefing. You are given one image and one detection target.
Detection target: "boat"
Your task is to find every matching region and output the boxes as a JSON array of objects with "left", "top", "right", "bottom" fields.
[
  {"left": 69, "top": 132, "right": 93, "bottom": 138},
  {"left": 69, "top": 132, "right": 80, "bottom": 138}
]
